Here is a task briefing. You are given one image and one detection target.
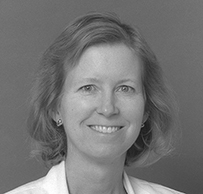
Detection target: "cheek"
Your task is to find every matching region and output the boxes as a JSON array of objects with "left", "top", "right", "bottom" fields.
[
  {"left": 60, "top": 97, "right": 94, "bottom": 125},
  {"left": 122, "top": 98, "right": 145, "bottom": 120},
  {"left": 125, "top": 103, "right": 144, "bottom": 143}
]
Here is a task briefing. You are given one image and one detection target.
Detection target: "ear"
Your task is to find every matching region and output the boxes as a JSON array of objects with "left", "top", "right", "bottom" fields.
[
  {"left": 51, "top": 109, "right": 62, "bottom": 123},
  {"left": 142, "top": 111, "right": 149, "bottom": 124},
  {"left": 50, "top": 101, "right": 62, "bottom": 122}
]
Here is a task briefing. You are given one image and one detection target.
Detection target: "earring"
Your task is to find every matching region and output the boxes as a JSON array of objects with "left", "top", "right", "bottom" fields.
[
  {"left": 57, "top": 119, "right": 63, "bottom": 127},
  {"left": 141, "top": 123, "right": 145, "bottom": 128}
]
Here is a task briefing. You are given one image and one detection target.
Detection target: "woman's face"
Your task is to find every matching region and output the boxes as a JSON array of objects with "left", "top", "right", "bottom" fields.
[{"left": 57, "top": 44, "right": 146, "bottom": 163}]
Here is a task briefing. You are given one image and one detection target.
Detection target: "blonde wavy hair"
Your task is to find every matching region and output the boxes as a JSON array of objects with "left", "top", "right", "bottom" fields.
[{"left": 28, "top": 12, "right": 177, "bottom": 167}]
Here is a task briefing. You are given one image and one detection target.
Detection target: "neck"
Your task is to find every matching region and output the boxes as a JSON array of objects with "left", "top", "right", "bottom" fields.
[{"left": 65, "top": 153, "right": 127, "bottom": 194}]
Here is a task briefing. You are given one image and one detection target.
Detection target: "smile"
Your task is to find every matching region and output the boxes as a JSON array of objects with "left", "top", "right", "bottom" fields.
[{"left": 89, "top": 125, "right": 123, "bottom": 134}]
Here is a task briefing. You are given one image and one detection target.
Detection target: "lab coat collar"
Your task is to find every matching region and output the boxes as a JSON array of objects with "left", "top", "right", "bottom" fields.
[{"left": 42, "top": 161, "right": 134, "bottom": 194}]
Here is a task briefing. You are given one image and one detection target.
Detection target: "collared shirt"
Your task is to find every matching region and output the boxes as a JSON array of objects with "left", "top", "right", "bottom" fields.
[{"left": 5, "top": 161, "right": 185, "bottom": 194}]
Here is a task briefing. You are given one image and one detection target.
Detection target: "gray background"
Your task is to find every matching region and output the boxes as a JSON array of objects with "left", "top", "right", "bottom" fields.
[{"left": 1, "top": 0, "right": 203, "bottom": 193}]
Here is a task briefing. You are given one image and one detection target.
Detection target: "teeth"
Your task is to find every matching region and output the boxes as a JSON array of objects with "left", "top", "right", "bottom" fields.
[{"left": 90, "top": 125, "right": 120, "bottom": 134}]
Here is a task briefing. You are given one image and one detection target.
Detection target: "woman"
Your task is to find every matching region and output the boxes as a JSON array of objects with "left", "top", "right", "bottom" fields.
[{"left": 6, "top": 12, "right": 184, "bottom": 194}]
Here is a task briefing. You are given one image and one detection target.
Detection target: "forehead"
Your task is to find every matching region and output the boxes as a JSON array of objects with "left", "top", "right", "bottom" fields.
[
  {"left": 65, "top": 42, "right": 140, "bottom": 68},
  {"left": 64, "top": 43, "right": 143, "bottom": 84}
]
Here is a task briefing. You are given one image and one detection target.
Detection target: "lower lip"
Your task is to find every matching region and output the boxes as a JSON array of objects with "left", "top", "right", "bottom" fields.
[{"left": 89, "top": 126, "right": 122, "bottom": 134}]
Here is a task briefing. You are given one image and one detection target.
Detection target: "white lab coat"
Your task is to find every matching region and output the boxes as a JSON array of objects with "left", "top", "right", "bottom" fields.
[{"left": 5, "top": 161, "right": 184, "bottom": 194}]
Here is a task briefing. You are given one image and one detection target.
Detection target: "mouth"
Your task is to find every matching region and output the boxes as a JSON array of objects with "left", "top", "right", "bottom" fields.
[{"left": 88, "top": 125, "right": 123, "bottom": 134}]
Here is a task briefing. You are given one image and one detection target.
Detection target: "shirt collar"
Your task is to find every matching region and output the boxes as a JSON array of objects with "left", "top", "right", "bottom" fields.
[
  {"left": 123, "top": 171, "right": 136, "bottom": 194},
  {"left": 43, "top": 161, "right": 135, "bottom": 194},
  {"left": 42, "top": 161, "right": 69, "bottom": 194}
]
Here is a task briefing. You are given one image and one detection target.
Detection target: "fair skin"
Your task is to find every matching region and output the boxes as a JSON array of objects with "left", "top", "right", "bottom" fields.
[{"left": 55, "top": 44, "right": 147, "bottom": 194}]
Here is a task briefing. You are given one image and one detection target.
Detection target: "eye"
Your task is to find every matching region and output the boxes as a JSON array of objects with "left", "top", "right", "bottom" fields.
[
  {"left": 79, "top": 85, "right": 96, "bottom": 93},
  {"left": 117, "top": 85, "right": 135, "bottom": 93}
]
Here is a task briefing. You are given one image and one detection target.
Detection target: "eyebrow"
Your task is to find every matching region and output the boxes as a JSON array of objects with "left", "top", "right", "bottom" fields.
[
  {"left": 117, "top": 79, "right": 138, "bottom": 85},
  {"left": 74, "top": 78, "right": 102, "bottom": 85},
  {"left": 75, "top": 78, "right": 138, "bottom": 85}
]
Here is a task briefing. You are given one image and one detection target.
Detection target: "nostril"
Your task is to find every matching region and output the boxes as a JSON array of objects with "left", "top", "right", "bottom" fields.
[
  {"left": 96, "top": 94, "right": 119, "bottom": 117},
  {"left": 96, "top": 103, "right": 119, "bottom": 117}
]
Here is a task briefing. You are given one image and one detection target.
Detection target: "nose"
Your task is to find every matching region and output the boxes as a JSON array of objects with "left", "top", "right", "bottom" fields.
[{"left": 96, "top": 92, "right": 119, "bottom": 117}]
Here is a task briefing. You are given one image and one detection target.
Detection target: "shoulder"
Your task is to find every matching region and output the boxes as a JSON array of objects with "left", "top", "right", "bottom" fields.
[
  {"left": 125, "top": 173, "right": 185, "bottom": 194},
  {"left": 4, "top": 161, "right": 68, "bottom": 194},
  {"left": 4, "top": 177, "right": 47, "bottom": 194}
]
